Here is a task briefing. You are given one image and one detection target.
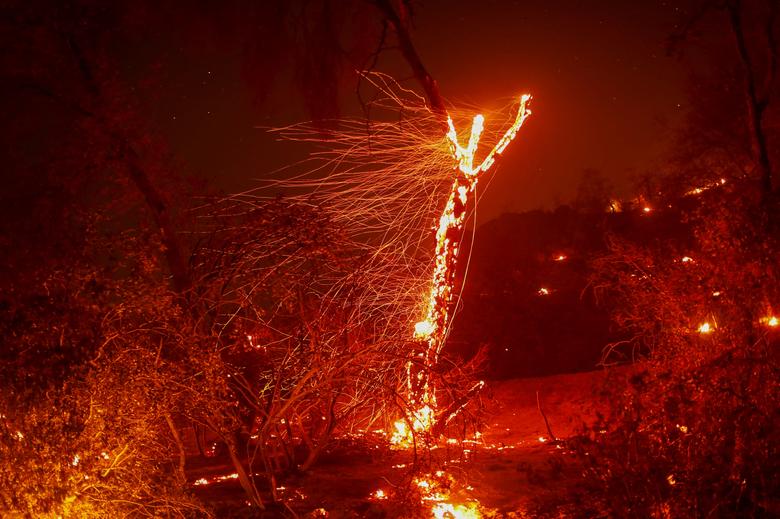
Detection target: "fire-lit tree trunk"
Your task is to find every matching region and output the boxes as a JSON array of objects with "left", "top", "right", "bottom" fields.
[
  {"left": 165, "top": 413, "right": 188, "bottom": 482},
  {"left": 224, "top": 430, "right": 265, "bottom": 509},
  {"left": 375, "top": 0, "right": 531, "bottom": 434}
]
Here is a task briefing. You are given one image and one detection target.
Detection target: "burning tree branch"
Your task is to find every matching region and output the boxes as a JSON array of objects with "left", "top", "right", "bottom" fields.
[
  {"left": 371, "top": 0, "right": 534, "bottom": 441},
  {"left": 404, "top": 97, "right": 532, "bottom": 441}
]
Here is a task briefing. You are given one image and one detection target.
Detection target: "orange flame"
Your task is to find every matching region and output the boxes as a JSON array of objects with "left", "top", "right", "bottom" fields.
[
  {"left": 414, "top": 474, "right": 483, "bottom": 518},
  {"left": 760, "top": 315, "right": 778, "bottom": 327},
  {"left": 390, "top": 405, "right": 435, "bottom": 447},
  {"left": 406, "top": 95, "right": 531, "bottom": 434}
]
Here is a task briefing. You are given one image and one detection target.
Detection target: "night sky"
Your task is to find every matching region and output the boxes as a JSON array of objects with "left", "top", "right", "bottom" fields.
[{"left": 142, "top": 1, "right": 691, "bottom": 222}]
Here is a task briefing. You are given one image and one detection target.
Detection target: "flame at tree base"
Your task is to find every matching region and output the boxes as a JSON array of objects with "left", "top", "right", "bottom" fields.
[
  {"left": 401, "top": 95, "right": 531, "bottom": 445},
  {"left": 390, "top": 405, "right": 435, "bottom": 447}
]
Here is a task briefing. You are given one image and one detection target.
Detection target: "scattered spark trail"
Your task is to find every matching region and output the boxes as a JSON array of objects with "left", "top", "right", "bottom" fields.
[
  {"left": 220, "top": 73, "right": 531, "bottom": 439},
  {"left": 226, "top": 76, "right": 457, "bottom": 356}
]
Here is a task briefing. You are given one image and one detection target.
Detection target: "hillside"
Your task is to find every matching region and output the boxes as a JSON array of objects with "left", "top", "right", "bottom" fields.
[{"left": 449, "top": 206, "right": 689, "bottom": 378}]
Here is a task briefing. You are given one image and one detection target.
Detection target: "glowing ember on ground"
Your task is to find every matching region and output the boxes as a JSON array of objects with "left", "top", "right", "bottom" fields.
[
  {"left": 192, "top": 473, "right": 239, "bottom": 486},
  {"left": 432, "top": 502, "right": 481, "bottom": 519},
  {"left": 413, "top": 474, "right": 484, "bottom": 519},
  {"left": 685, "top": 177, "right": 727, "bottom": 196},
  {"left": 553, "top": 254, "right": 567, "bottom": 261},
  {"left": 390, "top": 405, "right": 435, "bottom": 447},
  {"left": 681, "top": 256, "right": 693, "bottom": 263},
  {"left": 697, "top": 322, "right": 713, "bottom": 334},
  {"left": 643, "top": 206, "right": 652, "bottom": 213},
  {"left": 538, "top": 287, "right": 550, "bottom": 296},
  {"left": 761, "top": 315, "right": 779, "bottom": 327}
]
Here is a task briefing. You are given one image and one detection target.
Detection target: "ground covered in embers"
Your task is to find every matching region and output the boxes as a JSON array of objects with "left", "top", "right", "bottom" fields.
[{"left": 189, "top": 367, "right": 627, "bottom": 517}]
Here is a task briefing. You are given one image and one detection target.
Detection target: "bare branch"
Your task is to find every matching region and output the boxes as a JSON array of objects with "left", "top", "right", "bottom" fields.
[{"left": 372, "top": 0, "right": 448, "bottom": 121}]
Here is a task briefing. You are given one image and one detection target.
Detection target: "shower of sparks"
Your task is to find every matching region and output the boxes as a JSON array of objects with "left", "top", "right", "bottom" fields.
[{"left": 219, "top": 73, "right": 530, "bottom": 443}]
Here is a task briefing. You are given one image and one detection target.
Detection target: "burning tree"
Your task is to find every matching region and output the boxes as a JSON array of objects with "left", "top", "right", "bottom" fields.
[
  {"left": 226, "top": 74, "right": 530, "bottom": 449},
  {"left": 236, "top": 0, "right": 534, "bottom": 446},
  {"left": 2, "top": 0, "right": 532, "bottom": 515}
]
